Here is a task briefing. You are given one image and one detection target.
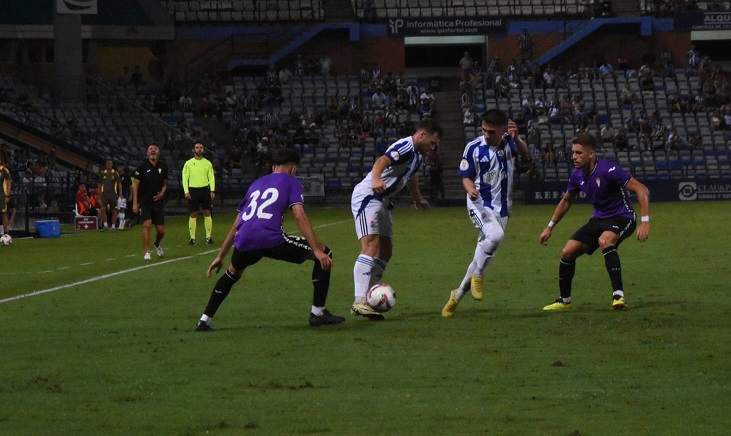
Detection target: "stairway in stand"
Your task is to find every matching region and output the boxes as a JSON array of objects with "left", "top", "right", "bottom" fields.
[{"left": 429, "top": 76, "right": 468, "bottom": 202}]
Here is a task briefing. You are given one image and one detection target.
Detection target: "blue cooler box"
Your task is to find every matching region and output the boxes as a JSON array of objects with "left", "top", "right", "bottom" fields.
[{"left": 36, "top": 220, "right": 61, "bottom": 238}]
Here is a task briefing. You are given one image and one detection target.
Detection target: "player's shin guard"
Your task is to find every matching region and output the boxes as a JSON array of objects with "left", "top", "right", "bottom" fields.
[
  {"left": 312, "top": 246, "right": 333, "bottom": 307},
  {"left": 368, "top": 257, "right": 388, "bottom": 288},
  {"left": 117, "top": 212, "right": 125, "bottom": 229},
  {"left": 203, "top": 271, "right": 240, "bottom": 317},
  {"left": 602, "top": 246, "right": 623, "bottom": 293},
  {"left": 353, "top": 254, "right": 373, "bottom": 300},
  {"left": 559, "top": 258, "right": 575, "bottom": 299}
]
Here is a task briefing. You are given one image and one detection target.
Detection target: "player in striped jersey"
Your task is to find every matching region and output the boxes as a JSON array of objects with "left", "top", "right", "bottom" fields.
[
  {"left": 442, "top": 109, "right": 530, "bottom": 318},
  {"left": 351, "top": 118, "right": 443, "bottom": 320}
]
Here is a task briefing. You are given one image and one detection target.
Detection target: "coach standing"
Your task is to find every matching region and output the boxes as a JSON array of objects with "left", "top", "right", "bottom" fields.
[
  {"left": 182, "top": 142, "right": 216, "bottom": 245},
  {"left": 132, "top": 144, "right": 168, "bottom": 260}
]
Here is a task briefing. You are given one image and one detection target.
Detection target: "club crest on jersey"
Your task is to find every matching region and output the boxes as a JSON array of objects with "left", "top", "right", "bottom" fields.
[
  {"left": 459, "top": 159, "right": 469, "bottom": 171},
  {"left": 596, "top": 178, "right": 601, "bottom": 187},
  {"left": 497, "top": 149, "right": 504, "bottom": 157},
  {"left": 158, "top": 168, "right": 162, "bottom": 174},
  {"left": 390, "top": 150, "right": 400, "bottom": 161},
  {"left": 369, "top": 218, "right": 378, "bottom": 230}
]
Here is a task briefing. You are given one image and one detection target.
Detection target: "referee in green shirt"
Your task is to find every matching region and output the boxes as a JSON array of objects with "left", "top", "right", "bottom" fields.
[{"left": 182, "top": 142, "right": 216, "bottom": 245}]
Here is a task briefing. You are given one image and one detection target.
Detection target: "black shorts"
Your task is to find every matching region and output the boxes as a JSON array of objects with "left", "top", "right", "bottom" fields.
[
  {"left": 139, "top": 202, "right": 165, "bottom": 226},
  {"left": 102, "top": 195, "right": 117, "bottom": 212},
  {"left": 571, "top": 216, "right": 636, "bottom": 255},
  {"left": 230, "top": 234, "right": 312, "bottom": 271},
  {"left": 188, "top": 187, "right": 212, "bottom": 213}
]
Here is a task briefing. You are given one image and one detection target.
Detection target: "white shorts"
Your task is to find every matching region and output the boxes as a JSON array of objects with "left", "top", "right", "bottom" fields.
[
  {"left": 467, "top": 201, "right": 508, "bottom": 242},
  {"left": 351, "top": 191, "right": 393, "bottom": 240}
]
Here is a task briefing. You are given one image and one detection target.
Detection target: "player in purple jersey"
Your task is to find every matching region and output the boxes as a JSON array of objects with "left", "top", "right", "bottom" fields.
[
  {"left": 194, "top": 148, "right": 345, "bottom": 329},
  {"left": 539, "top": 133, "right": 650, "bottom": 311}
]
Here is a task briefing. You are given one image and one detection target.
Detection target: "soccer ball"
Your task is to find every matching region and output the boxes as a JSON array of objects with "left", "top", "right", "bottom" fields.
[
  {"left": 367, "top": 283, "right": 396, "bottom": 313},
  {"left": 0, "top": 234, "right": 12, "bottom": 246}
]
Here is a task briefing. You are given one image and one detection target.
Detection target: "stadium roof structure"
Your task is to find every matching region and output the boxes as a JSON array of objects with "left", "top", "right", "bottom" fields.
[{"left": 0, "top": 0, "right": 174, "bottom": 40}]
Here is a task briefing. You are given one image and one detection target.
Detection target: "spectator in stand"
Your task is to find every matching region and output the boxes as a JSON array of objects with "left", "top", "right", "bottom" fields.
[
  {"left": 371, "top": 88, "right": 387, "bottom": 110},
  {"left": 294, "top": 55, "right": 305, "bottom": 76},
  {"left": 638, "top": 63, "right": 654, "bottom": 91},
  {"left": 419, "top": 98, "right": 433, "bottom": 120},
  {"left": 420, "top": 88, "right": 435, "bottom": 106},
  {"left": 519, "top": 28, "right": 533, "bottom": 61},
  {"left": 598, "top": 62, "right": 615, "bottom": 79},
  {"left": 460, "top": 85, "right": 474, "bottom": 109},
  {"left": 178, "top": 93, "right": 193, "bottom": 114},
  {"left": 542, "top": 67, "right": 556, "bottom": 89},
  {"left": 278, "top": 65, "right": 293, "bottom": 84},
  {"left": 405, "top": 82, "right": 419, "bottom": 109},
  {"left": 319, "top": 56, "right": 332, "bottom": 75},
  {"left": 548, "top": 105, "right": 565, "bottom": 125},
  {"left": 710, "top": 110, "right": 725, "bottom": 131},
  {"left": 463, "top": 104, "right": 477, "bottom": 127},
  {"left": 687, "top": 45, "right": 700, "bottom": 72},
  {"left": 723, "top": 105, "right": 731, "bottom": 129},
  {"left": 459, "top": 52, "right": 474, "bottom": 82},
  {"left": 600, "top": 124, "right": 616, "bottom": 145},
  {"left": 620, "top": 83, "right": 636, "bottom": 106},
  {"left": 660, "top": 49, "right": 675, "bottom": 77},
  {"left": 541, "top": 143, "right": 556, "bottom": 164},
  {"left": 614, "top": 127, "right": 629, "bottom": 151}
]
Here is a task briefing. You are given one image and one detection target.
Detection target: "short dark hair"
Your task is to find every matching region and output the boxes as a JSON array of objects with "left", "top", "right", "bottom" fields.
[
  {"left": 417, "top": 117, "right": 443, "bottom": 138},
  {"left": 482, "top": 108, "right": 508, "bottom": 127},
  {"left": 572, "top": 132, "right": 598, "bottom": 149},
  {"left": 271, "top": 147, "right": 301, "bottom": 166}
]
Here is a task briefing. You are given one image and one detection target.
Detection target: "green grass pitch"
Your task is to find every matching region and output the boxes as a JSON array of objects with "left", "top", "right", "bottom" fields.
[{"left": 0, "top": 201, "right": 729, "bottom": 434}]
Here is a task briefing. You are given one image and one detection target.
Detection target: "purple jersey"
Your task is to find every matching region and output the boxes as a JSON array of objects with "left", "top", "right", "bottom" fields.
[
  {"left": 566, "top": 159, "right": 635, "bottom": 219},
  {"left": 233, "top": 172, "right": 305, "bottom": 251}
]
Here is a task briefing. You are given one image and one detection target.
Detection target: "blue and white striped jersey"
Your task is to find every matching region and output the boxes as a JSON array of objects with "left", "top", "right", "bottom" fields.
[
  {"left": 458, "top": 133, "right": 517, "bottom": 217},
  {"left": 354, "top": 136, "right": 423, "bottom": 202}
]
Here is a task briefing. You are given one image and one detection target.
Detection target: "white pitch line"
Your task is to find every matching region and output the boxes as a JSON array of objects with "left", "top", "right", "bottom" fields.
[
  {"left": 0, "top": 218, "right": 351, "bottom": 305},
  {"left": 0, "top": 249, "right": 218, "bottom": 305}
]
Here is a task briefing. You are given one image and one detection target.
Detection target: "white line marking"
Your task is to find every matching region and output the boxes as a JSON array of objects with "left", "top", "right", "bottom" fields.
[
  {"left": 80, "top": 262, "right": 94, "bottom": 266},
  {"left": 0, "top": 219, "right": 350, "bottom": 305},
  {"left": 0, "top": 249, "right": 218, "bottom": 304}
]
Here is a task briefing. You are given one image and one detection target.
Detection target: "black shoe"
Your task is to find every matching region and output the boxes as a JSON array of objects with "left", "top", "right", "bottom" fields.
[
  {"left": 189, "top": 238, "right": 196, "bottom": 245},
  {"left": 195, "top": 320, "right": 212, "bottom": 331},
  {"left": 309, "top": 310, "right": 346, "bottom": 327},
  {"left": 205, "top": 237, "right": 214, "bottom": 244}
]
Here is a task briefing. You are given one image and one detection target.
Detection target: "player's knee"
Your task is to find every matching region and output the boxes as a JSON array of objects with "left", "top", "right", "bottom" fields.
[
  {"left": 561, "top": 246, "right": 579, "bottom": 261},
  {"left": 598, "top": 235, "right": 617, "bottom": 249}
]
